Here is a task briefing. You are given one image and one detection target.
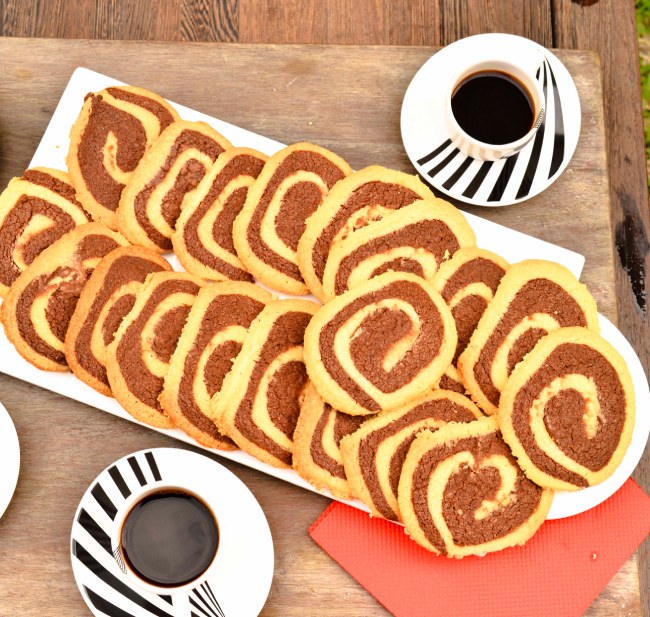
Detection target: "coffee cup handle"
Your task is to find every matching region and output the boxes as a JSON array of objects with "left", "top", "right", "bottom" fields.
[{"left": 518, "top": 46, "right": 546, "bottom": 79}]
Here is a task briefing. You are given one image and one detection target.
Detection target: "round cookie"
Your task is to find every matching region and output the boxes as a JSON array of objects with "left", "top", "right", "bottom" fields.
[
  {"left": 304, "top": 272, "right": 457, "bottom": 415},
  {"left": 293, "top": 381, "right": 368, "bottom": 499},
  {"left": 172, "top": 147, "right": 268, "bottom": 282},
  {"left": 117, "top": 120, "right": 231, "bottom": 252},
  {"left": 64, "top": 246, "right": 172, "bottom": 396},
  {"left": 340, "top": 390, "right": 483, "bottom": 521},
  {"left": 0, "top": 167, "right": 90, "bottom": 297},
  {"left": 498, "top": 327, "right": 635, "bottom": 491},
  {"left": 321, "top": 199, "right": 476, "bottom": 301},
  {"left": 232, "top": 142, "right": 351, "bottom": 295},
  {"left": 297, "top": 165, "right": 436, "bottom": 301},
  {"left": 160, "top": 281, "right": 274, "bottom": 450},
  {"left": 1, "top": 223, "right": 128, "bottom": 371},
  {"left": 67, "top": 86, "right": 180, "bottom": 228},
  {"left": 457, "top": 260, "right": 599, "bottom": 415},
  {"left": 210, "top": 299, "right": 319, "bottom": 468},
  {"left": 432, "top": 247, "right": 509, "bottom": 363},
  {"left": 106, "top": 272, "right": 204, "bottom": 428},
  {"left": 398, "top": 416, "right": 554, "bottom": 557}
]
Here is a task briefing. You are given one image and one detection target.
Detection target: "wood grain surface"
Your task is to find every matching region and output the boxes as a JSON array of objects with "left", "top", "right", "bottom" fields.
[{"left": 0, "top": 38, "right": 638, "bottom": 617}]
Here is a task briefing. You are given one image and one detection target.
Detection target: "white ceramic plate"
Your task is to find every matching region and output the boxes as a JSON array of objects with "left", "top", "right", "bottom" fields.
[
  {"left": 0, "top": 401, "right": 20, "bottom": 520},
  {"left": 401, "top": 33, "right": 581, "bottom": 207},
  {"left": 0, "top": 67, "right": 646, "bottom": 522},
  {"left": 71, "top": 447, "right": 273, "bottom": 617}
]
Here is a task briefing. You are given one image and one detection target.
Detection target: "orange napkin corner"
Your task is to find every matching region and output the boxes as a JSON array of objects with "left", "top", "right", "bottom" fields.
[{"left": 309, "top": 479, "right": 650, "bottom": 617}]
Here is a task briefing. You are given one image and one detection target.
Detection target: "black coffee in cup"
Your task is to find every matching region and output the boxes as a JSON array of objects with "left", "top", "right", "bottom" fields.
[
  {"left": 120, "top": 488, "right": 219, "bottom": 587},
  {"left": 451, "top": 70, "right": 535, "bottom": 145}
]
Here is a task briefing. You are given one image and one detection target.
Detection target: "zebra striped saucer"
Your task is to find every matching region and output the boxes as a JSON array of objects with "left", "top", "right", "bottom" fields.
[
  {"left": 70, "top": 448, "right": 274, "bottom": 617},
  {"left": 401, "top": 33, "right": 581, "bottom": 207}
]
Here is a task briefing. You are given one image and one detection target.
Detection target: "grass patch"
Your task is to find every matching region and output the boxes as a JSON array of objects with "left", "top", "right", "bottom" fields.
[{"left": 636, "top": 0, "right": 650, "bottom": 185}]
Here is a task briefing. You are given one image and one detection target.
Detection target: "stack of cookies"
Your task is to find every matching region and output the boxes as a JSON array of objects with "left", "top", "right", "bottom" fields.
[{"left": 0, "top": 84, "right": 636, "bottom": 558}]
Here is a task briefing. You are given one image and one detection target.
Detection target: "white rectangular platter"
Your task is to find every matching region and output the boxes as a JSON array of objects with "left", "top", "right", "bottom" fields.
[{"left": 0, "top": 67, "right": 588, "bottom": 514}]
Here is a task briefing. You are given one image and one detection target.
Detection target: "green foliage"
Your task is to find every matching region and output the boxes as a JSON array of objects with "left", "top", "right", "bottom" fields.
[{"left": 637, "top": 0, "right": 650, "bottom": 184}]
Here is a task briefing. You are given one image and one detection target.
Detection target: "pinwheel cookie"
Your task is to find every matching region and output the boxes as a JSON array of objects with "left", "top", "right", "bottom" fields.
[
  {"left": 173, "top": 147, "right": 268, "bottom": 282},
  {"left": 117, "top": 120, "right": 231, "bottom": 252},
  {"left": 321, "top": 199, "right": 476, "bottom": 301},
  {"left": 304, "top": 272, "right": 457, "bottom": 415},
  {"left": 160, "top": 281, "right": 274, "bottom": 450},
  {"left": 65, "top": 246, "right": 172, "bottom": 396},
  {"left": 1, "top": 223, "right": 128, "bottom": 371},
  {"left": 0, "top": 167, "right": 90, "bottom": 297},
  {"left": 398, "top": 416, "right": 554, "bottom": 557},
  {"left": 457, "top": 260, "right": 599, "bottom": 415},
  {"left": 293, "top": 381, "right": 367, "bottom": 499},
  {"left": 432, "top": 247, "right": 509, "bottom": 362},
  {"left": 106, "top": 271, "right": 204, "bottom": 428},
  {"left": 340, "top": 390, "right": 482, "bottom": 520},
  {"left": 233, "top": 142, "right": 351, "bottom": 295},
  {"left": 211, "top": 299, "right": 319, "bottom": 468},
  {"left": 67, "top": 86, "right": 180, "bottom": 228},
  {"left": 297, "top": 166, "right": 436, "bottom": 301},
  {"left": 498, "top": 327, "right": 635, "bottom": 491}
]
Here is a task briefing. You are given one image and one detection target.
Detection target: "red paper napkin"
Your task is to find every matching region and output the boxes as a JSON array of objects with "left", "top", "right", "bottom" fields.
[{"left": 309, "top": 479, "right": 650, "bottom": 617}]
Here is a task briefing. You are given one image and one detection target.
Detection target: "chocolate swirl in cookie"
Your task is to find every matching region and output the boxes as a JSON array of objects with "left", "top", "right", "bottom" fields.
[
  {"left": 293, "top": 381, "right": 367, "bottom": 499},
  {"left": 161, "top": 281, "right": 274, "bottom": 450},
  {"left": 106, "top": 272, "right": 204, "bottom": 428},
  {"left": 398, "top": 416, "right": 553, "bottom": 557},
  {"left": 173, "top": 147, "right": 267, "bottom": 281},
  {"left": 498, "top": 327, "right": 635, "bottom": 490},
  {"left": 233, "top": 143, "right": 351, "bottom": 295},
  {"left": 304, "top": 272, "right": 457, "bottom": 415},
  {"left": 298, "top": 166, "right": 436, "bottom": 301},
  {"left": 67, "top": 86, "right": 180, "bottom": 228},
  {"left": 322, "top": 199, "right": 476, "bottom": 301},
  {"left": 65, "top": 246, "right": 171, "bottom": 396},
  {"left": 340, "top": 390, "right": 482, "bottom": 520},
  {"left": 457, "top": 260, "right": 599, "bottom": 415},
  {"left": 117, "top": 120, "right": 231, "bottom": 252},
  {"left": 0, "top": 168, "right": 90, "bottom": 297},
  {"left": 1, "top": 223, "right": 128, "bottom": 371},
  {"left": 211, "top": 299, "right": 318, "bottom": 468},
  {"left": 433, "top": 247, "right": 509, "bottom": 363}
]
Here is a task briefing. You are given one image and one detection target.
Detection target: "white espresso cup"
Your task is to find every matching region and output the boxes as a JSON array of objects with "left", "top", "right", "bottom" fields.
[{"left": 445, "top": 43, "right": 546, "bottom": 161}]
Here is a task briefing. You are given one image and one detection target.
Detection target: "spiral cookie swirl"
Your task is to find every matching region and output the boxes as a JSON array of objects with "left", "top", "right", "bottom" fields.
[
  {"left": 0, "top": 168, "right": 90, "bottom": 297},
  {"left": 433, "top": 247, "right": 509, "bottom": 363},
  {"left": 457, "top": 260, "right": 599, "bottom": 415},
  {"left": 293, "top": 381, "right": 368, "bottom": 499},
  {"left": 498, "top": 327, "right": 635, "bottom": 490},
  {"left": 233, "top": 143, "right": 351, "bottom": 294},
  {"left": 172, "top": 147, "right": 268, "bottom": 281},
  {"left": 160, "top": 281, "right": 274, "bottom": 450},
  {"left": 1, "top": 223, "right": 128, "bottom": 371},
  {"left": 341, "top": 390, "right": 482, "bottom": 521},
  {"left": 322, "top": 199, "right": 476, "bottom": 301},
  {"left": 117, "top": 120, "right": 231, "bottom": 252},
  {"left": 298, "top": 166, "right": 436, "bottom": 301},
  {"left": 211, "top": 299, "right": 318, "bottom": 468},
  {"left": 304, "top": 272, "right": 457, "bottom": 415},
  {"left": 64, "top": 246, "right": 171, "bottom": 396},
  {"left": 398, "top": 416, "right": 553, "bottom": 557},
  {"left": 68, "top": 86, "right": 180, "bottom": 228},
  {"left": 106, "top": 272, "right": 204, "bottom": 428}
]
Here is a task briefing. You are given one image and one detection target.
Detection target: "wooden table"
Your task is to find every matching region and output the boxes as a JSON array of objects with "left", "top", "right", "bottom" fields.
[{"left": 0, "top": 37, "right": 641, "bottom": 616}]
